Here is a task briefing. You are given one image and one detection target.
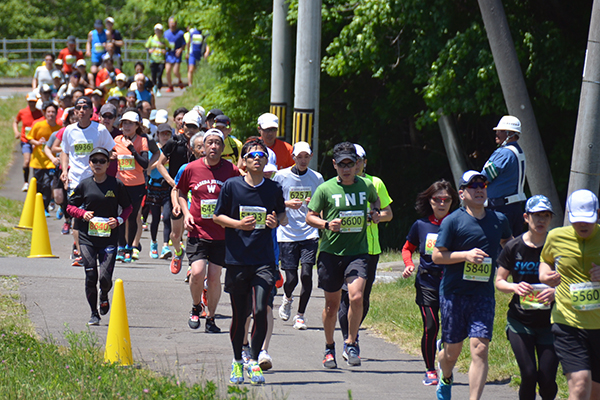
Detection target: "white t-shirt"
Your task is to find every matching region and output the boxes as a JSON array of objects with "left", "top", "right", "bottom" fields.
[
  {"left": 273, "top": 166, "right": 324, "bottom": 242},
  {"left": 61, "top": 121, "right": 115, "bottom": 189},
  {"left": 34, "top": 66, "right": 55, "bottom": 88}
]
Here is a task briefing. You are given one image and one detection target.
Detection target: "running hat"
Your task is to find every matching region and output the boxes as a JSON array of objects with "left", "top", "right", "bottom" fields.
[
  {"left": 567, "top": 189, "right": 599, "bottom": 224},
  {"left": 493, "top": 115, "right": 521, "bottom": 134},
  {"left": 459, "top": 170, "right": 487, "bottom": 189},
  {"left": 264, "top": 163, "right": 277, "bottom": 174},
  {"left": 107, "top": 96, "right": 119, "bottom": 103},
  {"left": 207, "top": 108, "right": 224, "bottom": 120},
  {"left": 182, "top": 111, "right": 201, "bottom": 127},
  {"left": 192, "top": 105, "right": 206, "bottom": 120},
  {"left": 92, "top": 89, "right": 103, "bottom": 97},
  {"left": 142, "top": 118, "right": 150, "bottom": 130},
  {"left": 149, "top": 109, "right": 157, "bottom": 120},
  {"left": 40, "top": 84, "right": 52, "bottom": 93},
  {"left": 99, "top": 103, "right": 117, "bottom": 116},
  {"left": 293, "top": 141, "right": 312, "bottom": 156},
  {"left": 54, "top": 59, "right": 63, "bottom": 67},
  {"left": 105, "top": 17, "right": 115, "bottom": 24},
  {"left": 214, "top": 114, "right": 230, "bottom": 128},
  {"left": 257, "top": 113, "right": 278, "bottom": 129},
  {"left": 354, "top": 144, "right": 366, "bottom": 159},
  {"left": 26, "top": 92, "right": 37, "bottom": 102},
  {"left": 116, "top": 73, "right": 127, "bottom": 81},
  {"left": 94, "top": 19, "right": 103, "bottom": 28},
  {"left": 525, "top": 195, "right": 554, "bottom": 214},
  {"left": 158, "top": 123, "right": 172, "bottom": 133},
  {"left": 89, "top": 147, "right": 110, "bottom": 159},
  {"left": 67, "top": 36, "right": 77, "bottom": 45},
  {"left": 75, "top": 96, "right": 92, "bottom": 108},
  {"left": 155, "top": 109, "right": 169, "bottom": 124},
  {"left": 204, "top": 128, "right": 224, "bottom": 143},
  {"left": 76, "top": 59, "right": 86, "bottom": 67},
  {"left": 333, "top": 144, "right": 357, "bottom": 163},
  {"left": 102, "top": 53, "right": 113, "bottom": 61},
  {"left": 52, "top": 70, "right": 62, "bottom": 79},
  {"left": 121, "top": 111, "right": 140, "bottom": 123},
  {"left": 154, "top": 23, "right": 164, "bottom": 31},
  {"left": 126, "top": 91, "right": 136, "bottom": 97}
]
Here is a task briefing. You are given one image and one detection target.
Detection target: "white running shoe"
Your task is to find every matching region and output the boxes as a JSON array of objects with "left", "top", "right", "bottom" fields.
[
  {"left": 278, "top": 296, "right": 293, "bottom": 321},
  {"left": 21, "top": 182, "right": 29, "bottom": 192},
  {"left": 258, "top": 350, "right": 273, "bottom": 371},
  {"left": 293, "top": 315, "right": 307, "bottom": 330}
]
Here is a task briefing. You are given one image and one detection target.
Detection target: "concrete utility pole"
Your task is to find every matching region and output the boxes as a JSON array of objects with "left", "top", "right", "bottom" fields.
[
  {"left": 270, "top": 0, "right": 294, "bottom": 143},
  {"left": 293, "top": 0, "right": 322, "bottom": 169},
  {"left": 566, "top": 0, "right": 600, "bottom": 222},
  {"left": 477, "top": 0, "right": 564, "bottom": 226},
  {"left": 437, "top": 111, "right": 468, "bottom": 188}
]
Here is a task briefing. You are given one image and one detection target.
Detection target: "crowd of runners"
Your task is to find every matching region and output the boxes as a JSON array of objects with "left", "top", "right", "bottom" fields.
[{"left": 11, "top": 17, "right": 600, "bottom": 400}]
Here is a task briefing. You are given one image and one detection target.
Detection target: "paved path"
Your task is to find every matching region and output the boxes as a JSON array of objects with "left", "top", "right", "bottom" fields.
[{"left": 0, "top": 89, "right": 518, "bottom": 399}]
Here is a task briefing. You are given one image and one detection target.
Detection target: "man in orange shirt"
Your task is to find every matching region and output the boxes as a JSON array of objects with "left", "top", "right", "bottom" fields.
[
  {"left": 257, "top": 113, "right": 294, "bottom": 170},
  {"left": 27, "top": 101, "right": 62, "bottom": 212},
  {"left": 13, "top": 92, "right": 44, "bottom": 191},
  {"left": 57, "top": 36, "right": 84, "bottom": 76}
]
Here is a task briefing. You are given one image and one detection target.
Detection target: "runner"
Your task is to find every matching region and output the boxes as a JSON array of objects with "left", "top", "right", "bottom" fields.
[
  {"left": 13, "top": 92, "right": 43, "bottom": 191},
  {"left": 213, "top": 115, "right": 243, "bottom": 165},
  {"left": 67, "top": 147, "right": 132, "bottom": 325},
  {"left": 186, "top": 27, "right": 205, "bottom": 87},
  {"left": 134, "top": 73, "right": 155, "bottom": 109},
  {"left": 57, "top": 36, "right": 84, "bottom": 76},
  {"left": 401, "top": 180, "right": 458, "bottom": 386},
  {"left": 145, "top": 23, "right": 170, "bottom": 97},
  {"left": 257, "top": 113, "right": 294, "bottom": 170},
  {"left": 495, "top": 195, "right": 558, "bottom": 400},
  {"left": 32, "top": 53, "right": 56, "bottom": 90},
  {"left": 164, "top": 17, "right": 186, "bottom": 92},
  {"left": 306, "top": 141, "right": 381, "bottom": 368},
  {"left": 112, "top": 110, "right": 149, "bottom": 263},
  {"left": 178, "top": 128, "right": 240, "bottom": 333},
  {"left": 213, "top": 138, "right": 287, "bottom": 385},
  {"left": 273, "top": 141, "right": 324, "bottom": 329},
  {"left": 539, "top": 189, "right": 600, "bottom": 400},
  {"left": 173, "top": 107, "right": 188, "bottom": 132},
  {"left": 432, "top": 170, "right": 512, "bottom": 400},
  {"left": 86, "top": 19, "right": 107, "bottom": 75}
]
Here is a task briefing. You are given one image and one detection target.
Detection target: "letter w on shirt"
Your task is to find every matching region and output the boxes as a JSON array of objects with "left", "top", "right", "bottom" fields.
[{"left": 207, "top": 185, "right": 216, "bottom": 193}]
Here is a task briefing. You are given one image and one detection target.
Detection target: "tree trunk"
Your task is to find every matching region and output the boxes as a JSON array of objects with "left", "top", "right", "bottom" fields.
[{"left": 437, "top": 110, "right": 468, "bottom": 189}]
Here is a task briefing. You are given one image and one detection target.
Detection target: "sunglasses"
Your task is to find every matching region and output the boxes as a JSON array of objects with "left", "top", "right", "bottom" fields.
[
  {"left": 466, "top": 182, "right": 487, "bottom": 189},
  {"left": 431, "top": 196, "right": 451, "bottom": 204},
  {"left": 336, "top": 161, "right": 356, "bottom": 169},
  {"left": 75, "top": 105, "right": 90, "bottom": 110},
  {"left": 101, "top": 114, "right": 115, "bottom": 119},
  {"left": 90, "top": 158, "right": 108, "bottom": 164},
  {"left": 244, "top": 151, "right": 267, "bottom": 159}
]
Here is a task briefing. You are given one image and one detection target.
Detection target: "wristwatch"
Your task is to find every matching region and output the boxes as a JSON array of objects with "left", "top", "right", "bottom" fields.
[{"left": 324, "top": 221, "right": 329, "bottom": 231}]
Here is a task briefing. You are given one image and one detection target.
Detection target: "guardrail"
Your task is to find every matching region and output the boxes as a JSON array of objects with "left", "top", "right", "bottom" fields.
[{"left": 1, "top": 38, "right": 150, "bottom": 64}]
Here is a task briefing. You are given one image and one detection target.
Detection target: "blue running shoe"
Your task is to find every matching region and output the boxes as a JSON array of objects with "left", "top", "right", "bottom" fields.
[
  {"left": 436, "top": 375, "right": 453, "bottom": 400},
  {"left": 150, "top": 242, "right": 159, "bottom": 259},
  {"left": 230, "top": 361, "right": 244, "bottom": 384},
  {"left": 246, "top": 361, "right": 265, "bottom": 385},
  {"left": 56, "top": 208, "right": 63, "bottom": 219},
  {"left": 159, "top": 246, "right": 172, "bottom": 260},
  {"left": 116, "top": 247, "right": 125, "bottom": 262}
]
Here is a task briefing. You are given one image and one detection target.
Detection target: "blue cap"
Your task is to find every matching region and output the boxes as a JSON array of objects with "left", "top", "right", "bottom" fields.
[
  {"left": 526, "top": 195, "right": 554, "bottom": 214},
  {"left": 150, "top": 109, "right": 157, "bottom": 120}
]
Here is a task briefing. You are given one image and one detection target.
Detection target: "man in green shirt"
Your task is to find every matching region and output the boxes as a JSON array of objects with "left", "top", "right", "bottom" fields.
[
  {"left": 145, "top": 23, "right": 170, "bottom": 97},
  {"left": 307, "top": 142, "right": 380, "bottom": 369}
]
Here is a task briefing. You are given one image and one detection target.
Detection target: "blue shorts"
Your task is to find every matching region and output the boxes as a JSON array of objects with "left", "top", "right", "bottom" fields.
[
  {"left": 189, "top": 51, "right": 203, "bottom": 66},
  {"left": 440, "top": 293, "right": 495, "bottom": 343},
  {"left": 21, "top": 142, "right": 32, "bottom": 154},
  {"left": 166, "top": 52, "right": 182, "bottom": 64}
]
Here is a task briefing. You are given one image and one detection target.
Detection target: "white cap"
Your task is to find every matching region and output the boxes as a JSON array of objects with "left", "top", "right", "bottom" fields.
[
  {"left": 204, "top": 128, "right": 224, "bottom": 142},
  {"left": 102, "top": 53, "right": 113, "bottom": 61},
  {"left": 459, "top": 170, "right": 487, "bottom": 188},
  {"left": 155, "top": 109, "right": 169, "bottom": 124},
  {"left": 116, "top": 73, "right": 127, "bottom": 81},
  {"left": 76, "top": 59, "right": 86, "bottom": 67},
  {"left": 52, "top": 70, "right": 62, "bottom": 79},
  {"left": 493, "top": 115, "right": 521, "bottom": 134},
  {"left": 92, "top": 89, "right": 103, "bottom": 97},
  {"left": 193, "top": 105, "right": 206, "bottom": 120},
  {"left": 257, "top": 113, "right": 278, "bottom": 129},
  {"left": 182, "top": 111, "right": 201, "bottom": 127},
  {"left": 293, "top": 141, "right": 312, "bottom": 156},
  {"left": 105, "top": 17, "right": 115, "bottom": 24},
  {"left": 142, "top": 118, "right": 150, "bottom": 130},
  {"left": 567, "top": 189, "right": 599, "bottom": 224},
  {"left": 121, "top": 111, "right": 140, "bottom": 123},
  {"left": 264, "top": 163, "right": 277, "bottom": 174},
  {"left": 154, "top": 23, "right": 163, "bottom": 30},
  {"left": 40, "top": 83, "right": 52, "bottom": 93},
  {"left": 354, "top": 144, "right": 366, "bottom": 159},
  {"left": 26, "top": 92, "right": 37, "bottom": 102}
]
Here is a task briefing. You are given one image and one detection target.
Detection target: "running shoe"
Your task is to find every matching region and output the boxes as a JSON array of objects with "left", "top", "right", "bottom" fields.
[
  {"left": 278, "top": 296, "right": 293, "bottom": 321},
  {"left": 123, "top": 252, "right": 132, "bottom": 263},
  {"left": 56, "top": 208, "right": 63, "bottom": 220},
  {"left": 258, "top": 350, "right": 273, "bottom": 371},
  {"left": 44, "top": 211, "right": 50, "bottom": 218},
  {"left": 156, "top": 89, "right": 162, "bottom": 97},
  {"left": 202, "top": 286, "right": 208, "bottom": 308},
  {"left": 159, "top": 246, "right": 172, "bottom": 260},
  {"left": 246, "top": 361, "right": 265, "bottom": 385},
  {"left": 170, "top": 249, "right": 182, "bottom": 274},
  {"left": 116, "top": 247, "right": 125, "bottom": 262},
  {"left": 61, "top": 222, "right": 70, "bottom": 235},
  {"left": 436, "top": 375, "right": 453, "bottom": 400},
  {"left": 293, "top": 315, "right": 307, "bottom": 330},
  {"left": 205, "top": 317, "right": 221, "bottom": 333},
  {"left": 241, "top": 345, "right": 251, "bottom": 367},
  {"left": 71, "top": 256, "right": 83, "bottom": 267},
  {"left": 230, "top": 361, "right": 244, "bottom": 384},
  {"left": 188, "top": 304, "right": 201, "bottom": 329},
  {"left": 185, "top": 266, "right": 191, "bottom": 282},
  {"left": 99, "top": 297, "right": 110, "bottom": 316},
  {"left": 88, "top": 312, "right": 101, "bottom": 326},
  {"left": 47, "top": 201, "right": 56, "bottom": 212},
  {"left": 150, "top": 242, "right": 159, "bottom": 259},
  {"left": 21, "top": 182, "right": 29, "bottom": 192},
  {"left": 345, "top": 342, "right": 361, "bottom": 366},
  {"left": 178, "top": 81, "right": 186, "bottom": 89},
  {"left": 166, "top": 86, "right": 174, "bottom": 93},
  {"left": 423, "top": 370, "right": 439, "bottom": 386},
  {"left": 132, "top": 248, "right": 140, "bottom": 260},
  {"left": 323, "top": 346, "right": 337, "bottom": 369},
  {"left": 142, "top": 223, "right": 148, "bottom": 231}
]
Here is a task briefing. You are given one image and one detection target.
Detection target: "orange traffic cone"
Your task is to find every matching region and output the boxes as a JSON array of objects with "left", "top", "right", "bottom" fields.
[
  {"left": 14, "top": 177, "right": 37, "bottom": 230},
  {"left": 104, "top": 279, "right": 133, "bottom": 365},
  {"left": 28, "top": 193, "right": 58, "bottom": 258}
]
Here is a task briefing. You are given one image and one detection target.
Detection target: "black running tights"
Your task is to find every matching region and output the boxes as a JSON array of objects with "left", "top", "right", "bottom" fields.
[
  {"left": 283, "top": 263, "right": 313, "bottom": 314},
  {"left": 80, "top": 244, "right": 116, "bottom": 313},
  {"left": 507, "top": 329, "right": 559, "bottom": 400},
  {"left": 149, "top": 203, "right": 171, "bottom": 243},
  {"left": 419, "top": 304, "right": 440, "bottom": 371},
  {"left": 229, "top": 285, "right": 271, "bottom": 361}
]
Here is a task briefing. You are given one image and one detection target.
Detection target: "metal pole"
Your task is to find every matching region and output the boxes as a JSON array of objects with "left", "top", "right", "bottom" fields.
[
  {"left": 566, "top": 0, "right": 600, "bottom": 223},
  {"left": 477, "top": 0, "right": 564, "bottom": 226},
  {"left": 27, "top": 38, "right": 32, "bottom": 64},
  {"left": 270, "top": 0, "right": 293, "bottom": 143},
  {"left": 293, "top": 0, "right": 322, "bottom": 169}
]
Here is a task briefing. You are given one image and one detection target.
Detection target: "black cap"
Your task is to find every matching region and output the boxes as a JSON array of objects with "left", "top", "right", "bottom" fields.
[
  {"left": 206, "top": 108, "right": 223, "bottom": 120},
  {"left": 157, "top": 123, "right": 172, "bottom": 133},
  {"left": 75, "top": 96, "right": 92, "bottom": 108},
  {"left": 94, "top": 19, "right": 103, "bottom": 28},
  {"left": 67, "top": 35, "right": 76, "bottom": 44},
  {"left": 333, "top": 142, "right": 358, "bottom": 163},
  {"left": 214, "top": 114, "right": 230, "bottom": 127},
  {"left": 89, "top": 147, "right": 110, "bottom": 159}
]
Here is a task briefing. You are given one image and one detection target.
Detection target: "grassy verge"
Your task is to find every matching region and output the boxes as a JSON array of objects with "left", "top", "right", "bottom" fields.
[
  {"left": 365, "top": 276, "right": 569, "bottom": 398},
  {"left": 169, "top": 62, "right": 220, "bottom": 113}
]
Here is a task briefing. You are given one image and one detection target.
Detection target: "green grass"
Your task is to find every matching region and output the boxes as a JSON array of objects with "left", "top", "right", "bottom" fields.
[
  {"left": 170, "top": 62, "right": 220, "bottom": 113},
  {"left": 365, "top": 276, "right": 569, "bottom": 398}
]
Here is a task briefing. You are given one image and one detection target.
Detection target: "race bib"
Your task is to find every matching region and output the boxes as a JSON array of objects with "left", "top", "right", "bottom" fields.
[
  {"left": 570, "top": 282, "right": 600, "bottom": 311},
  {"left": 424, "top": 233, "right": 438, "bottom": 256},
  {"left": 192, "top": 34, "right": 204, "bottom": 44},
  {"left": 339, "top": 210, "right": 364, "bottom": 233},
  {"left": 520, "top": 284, "right": 551, "bottom": 310},
  {"left": 94, "top": 43, "right": 104, "bottom": 53},
  {"left": 201, "top": 199, "right": 217, "bottom": 219},
  {"left": 25, "top": 127, "right": 32, "bottom": 133},
  {"left": 65, "top": 54, "right": 76, "bottom": 64},
  {"left": 240, "top": 206, "right": 267, "bottom": 230},
  {"left": 289, "top": 186, "right": 311, "bottom": 201},
  {"left": 89, "top": 217, "right": 111, "bottom": 237},
  {"left": 74, "top": 142, "right": 93, "bottom": 156},
  {"left": 463, "top": 257, "right": 492, "bottom": 282},
  {"left": 117, "top": 155, "right": 135, "bottom": 171}
]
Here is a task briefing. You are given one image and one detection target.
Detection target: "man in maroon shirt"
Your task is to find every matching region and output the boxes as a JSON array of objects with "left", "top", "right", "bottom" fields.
[{"left": 177, "top": 128, "right": 240, "bottom": 333}]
